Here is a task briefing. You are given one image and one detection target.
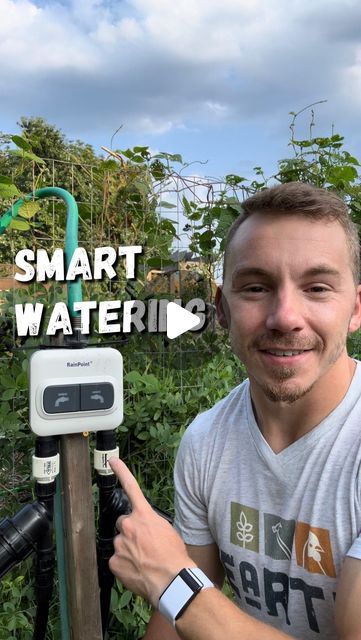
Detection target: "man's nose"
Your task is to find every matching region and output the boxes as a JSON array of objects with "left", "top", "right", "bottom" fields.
[{"left": 265, "top": 289, "right": 305, "bottom": 333}]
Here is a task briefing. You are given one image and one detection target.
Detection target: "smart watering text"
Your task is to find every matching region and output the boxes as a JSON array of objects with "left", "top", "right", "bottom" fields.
[{"left": 13, "top": 246, "right": 206, "bottom": 337}]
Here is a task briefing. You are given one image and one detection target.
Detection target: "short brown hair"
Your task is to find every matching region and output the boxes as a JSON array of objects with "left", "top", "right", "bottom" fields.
[{"left": 223, "top": 182, "right": 360, "bottom": 283}]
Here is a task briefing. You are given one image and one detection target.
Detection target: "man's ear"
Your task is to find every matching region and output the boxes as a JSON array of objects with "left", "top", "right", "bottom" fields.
[
  {"left": 215, "top": 286, "right": 229, "bottom": 329},
  {"left": 348, "top": 285, "right": 361, "bottom": 333}
]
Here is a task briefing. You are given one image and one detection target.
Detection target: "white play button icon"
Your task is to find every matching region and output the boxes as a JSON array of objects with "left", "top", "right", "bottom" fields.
[{"left": 166, "top": 302, "right": 201, "bottom": 339}]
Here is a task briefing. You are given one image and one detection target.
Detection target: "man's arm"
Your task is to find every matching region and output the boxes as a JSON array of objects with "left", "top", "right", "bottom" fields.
[
  {"left": 143, "top": 542, "right": 225, "bottom": 639},
  {"left": 108, "top": 459, "right": 296, "bottom": 640},
  {"left": 335, "top": 555, "right": 361, "bottom": 639},
  {"left": 175, "top": 587, "right": 294, "bottom": 640},
  {"left": 145, "top": 584, "right": 296, "bottom": 640}
]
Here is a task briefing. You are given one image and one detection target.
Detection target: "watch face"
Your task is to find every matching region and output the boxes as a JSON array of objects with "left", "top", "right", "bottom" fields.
[
  {"left": 179, "top": 568, "right": 204, "bottom": 592},
  {"left": 159, "top": 568, "right": 214, "bottom": 625}
]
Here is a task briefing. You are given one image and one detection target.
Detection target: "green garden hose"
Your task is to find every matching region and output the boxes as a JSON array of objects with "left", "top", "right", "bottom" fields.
[{"left": 0, "top": 186, "right": 84, "bottom": 639}]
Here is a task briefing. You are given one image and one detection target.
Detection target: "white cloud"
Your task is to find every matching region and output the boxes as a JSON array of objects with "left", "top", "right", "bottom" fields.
[
  {"left": 205, "top": 102, "right": 229, "bottom": 117},
  {"left": 92, "top": 16, "right": 143, "bottom": 46},
  {"left": 1, "top": 0, "right": 361, "bottom": 147},
  {"left": 0, "top": 0, "right": 98, "bottom": 71},
  {"left": 137, "top": 117, "right": 174, "bottom": 135}
]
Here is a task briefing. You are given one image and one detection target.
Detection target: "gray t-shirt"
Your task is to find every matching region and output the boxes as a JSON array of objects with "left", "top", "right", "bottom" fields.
[{"left": 174, "top": 361, "right": 361, "bottom": 639}]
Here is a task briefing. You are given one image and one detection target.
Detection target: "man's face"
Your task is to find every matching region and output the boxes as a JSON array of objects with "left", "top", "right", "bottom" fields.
[{"left": 216, "top": 213, "right": 361, "bottom": 403}]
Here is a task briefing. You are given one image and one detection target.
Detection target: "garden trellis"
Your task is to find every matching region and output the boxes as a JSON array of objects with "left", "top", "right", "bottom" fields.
[{"left": 0, "top": 150, "right": 244, "bottom": 640}]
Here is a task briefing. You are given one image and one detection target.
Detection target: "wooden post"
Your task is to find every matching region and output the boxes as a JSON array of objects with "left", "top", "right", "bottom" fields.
[{"left": 60, "top": 433, "right": 103, "bottom": 640}]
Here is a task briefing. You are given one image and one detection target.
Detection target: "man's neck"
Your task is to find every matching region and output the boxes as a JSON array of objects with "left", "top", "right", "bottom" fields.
[{"left": 249, "top": 356, "right": 357, "bottom": 454}]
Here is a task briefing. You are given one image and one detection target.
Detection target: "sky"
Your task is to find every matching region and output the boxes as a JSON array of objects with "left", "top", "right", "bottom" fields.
[{"left": 1, "top": 0, "right": 361, "bottom": 181}]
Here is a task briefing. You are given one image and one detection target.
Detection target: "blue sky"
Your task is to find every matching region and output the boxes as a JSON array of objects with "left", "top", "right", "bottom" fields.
[{"left": 1, "top": 0, "right": 361, "bottom": 180}]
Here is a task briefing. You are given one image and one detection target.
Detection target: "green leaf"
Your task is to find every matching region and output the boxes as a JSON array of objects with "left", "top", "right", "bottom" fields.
[
  {"left": 124, "top": 371, "right": 143, "bottom": 384},
  {"left": 330, "top": 134, "right": 344, "bottom": 142},
  {"left": 15, "top": 612, "right": 29, "bottom": 627},
  {"left": 9, "top": 218, "right": 30, "bottom": 231},
  {"left": 168, "top": 153, "right": 183, "bottom": 163},
  {"left": 154, "top": 152, "right": 183, "bottom": 163},
  {"left": 100, "top": 159, "right": 119, "bottom": 171},
  {"left": 142, "top": 373, "right": 161, "bottom": 392},
  {"left": 133, "top": 146, "right": 150, "bottom": 157},
  {"left": 150, "top": 160, "right": 166, "bottom": 180},
  {"left": 16, "top": 371, "right": 28, "bottom": 389},
  {"left": 187, "top": 210, "right": 203, "bottom": 221},
  {"left": 132, "top": 155, "right": 146, "bottom": 164},
  {"left": 133, "top": 180, "right": 149, "bottom": 196},
  {"left": 22, "top": 358, "right": 29, "bottom": 373},
  {"left": 327, "top": 165, "right": 358, "bottom": 184},
  {"left": 199, "top": 230, "right": 214, "bottom": 242},
  {"left": 0, "top": 174, "right": 14, "bottom": 184},
  {"left": 343, "top": 152, "right": 360, "bottom": 166},
  {"left": 159, "top": 219, "right": 177, "bottom": 236},
  {"left": 292, "top": 139, "right": 314, "bottom": 148},
  {"left": 159, "top": 200, "right": 176, "bottom": 209},
  {"left": 110, "top": 587, "right": 119, "bottom": 611},
  {"left": 9, "top": 149, "right": 45, "bottom": 163},
  {"left": 18, "top": 201, "right": 40, "bottom": 219},
  {"left": 182, "top": 196, "right": 192, "bottom": 216},
  {"left": 0, "top": 375, "right": 16, "bottom": 389},
  {"left": 11, "top": 135, "right": 32, "bottom": 152},
  {"left": 2, "top": 388, "right": 16, "bottom": 401},
  {"left": 0, "top": 182, "right": 20, "bottom": 198},
  {"left": 119, "top": 589, "right": 133, "bottom": 608},
  {"left": 199, "top": 229, "right": 216, "bottom": 252},
  {"left": 225, "top": 174, "right": 246, "bottom": 186},
  {"left": 0, "top": 402, "right": 10, "bottom": 416},
  {"left": 215, "top": 210, "right": 238, "bottom": 237},
  {"left": 122, "top": 148, "right": 136, "bottom": 160},
  {"left": 7, "top": 617, "right": 17, "bottom": 630},
  {"left": 137, "top": 431, "right": 149, "bottom": 440},
  {"left": 118, "top": 424, "right": 128, "bottom": 432}
]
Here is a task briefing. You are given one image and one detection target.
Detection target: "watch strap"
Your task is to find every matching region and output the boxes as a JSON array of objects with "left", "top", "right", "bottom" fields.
[{"left": 158, "top": 567, "right": 214, "bottom": 626}]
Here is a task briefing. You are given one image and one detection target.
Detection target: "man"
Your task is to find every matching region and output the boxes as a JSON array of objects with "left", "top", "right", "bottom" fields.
[{"left": 110, "top": 182, "right": 361, "bottom": 639}]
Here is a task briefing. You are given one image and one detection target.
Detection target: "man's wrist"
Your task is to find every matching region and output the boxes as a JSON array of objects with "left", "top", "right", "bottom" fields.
[{"left": 158, "top": 567, "right": 214, "bottom": 626}]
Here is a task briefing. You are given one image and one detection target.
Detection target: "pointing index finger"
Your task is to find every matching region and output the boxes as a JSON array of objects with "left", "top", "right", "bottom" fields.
[{"left": 108, "top": 457, "right": 150, "bottom": 512}]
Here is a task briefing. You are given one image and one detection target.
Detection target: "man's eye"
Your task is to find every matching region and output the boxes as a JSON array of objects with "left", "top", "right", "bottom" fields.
[
  {"left": 307, "top": 285, "right": 329, "bottom": 293},
  {"left": 242, "top": 285, "right": 266, "bottom": 293}
]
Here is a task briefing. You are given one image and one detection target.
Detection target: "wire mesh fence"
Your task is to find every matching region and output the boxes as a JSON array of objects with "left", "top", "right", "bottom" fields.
[
  {"left": 0, "top": 153, "right": 246, "bottom": 513},
  {"left": 0, "top": 152, "right": 247, "bottom": 638}
]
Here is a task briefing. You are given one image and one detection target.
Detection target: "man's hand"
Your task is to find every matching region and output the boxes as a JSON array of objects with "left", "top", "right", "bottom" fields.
[{"left": 108, "top": 458, "right": 197, "bottom": 609}]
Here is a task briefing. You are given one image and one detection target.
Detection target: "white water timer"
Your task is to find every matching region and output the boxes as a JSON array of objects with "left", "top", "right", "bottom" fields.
[{"left": 29, "top": 347, "right": 123, "bottom": 436}]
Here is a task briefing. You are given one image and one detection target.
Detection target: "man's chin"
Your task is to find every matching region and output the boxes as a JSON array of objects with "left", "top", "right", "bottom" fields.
[{"left": 260, "top": 380, "right": 314, "bottom": 404}]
